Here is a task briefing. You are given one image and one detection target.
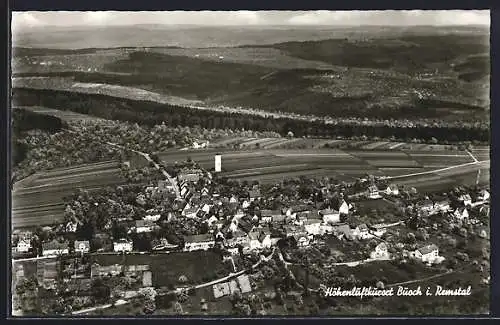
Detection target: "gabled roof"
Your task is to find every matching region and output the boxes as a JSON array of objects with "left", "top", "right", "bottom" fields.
[
  {"left": 417, "top": 244, "right": 438, "bottom": 255},
  {"left": 74, "top": 240, "right": 90, "bottom": 249},
  {"left": 184, "top": 234, "right": 214, "bottom": 243},
  {"left": 261, "top": 209, "right": 281, "bottom": 217},
  {"left": 42, "top": 240, "right": 69, "bottom": 251},
  {"left": 135, "top": 220, "right": 156, "bottom": 227},
  {"left": 114, "top": 238, "right": 132, "bottom": 244},
  {"left": 319, "top": 209, "right": 339, "bottom": 216}
]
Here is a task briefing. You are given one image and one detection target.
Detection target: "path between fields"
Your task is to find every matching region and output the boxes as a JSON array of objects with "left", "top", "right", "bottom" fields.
[{"left": 386, "top": 159, "right": 489, "bottom": 180}]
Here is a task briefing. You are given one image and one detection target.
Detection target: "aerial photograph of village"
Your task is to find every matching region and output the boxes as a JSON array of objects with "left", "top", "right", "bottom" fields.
[{"left": 10, "top": 10, "right": 490, "bottom": 316}]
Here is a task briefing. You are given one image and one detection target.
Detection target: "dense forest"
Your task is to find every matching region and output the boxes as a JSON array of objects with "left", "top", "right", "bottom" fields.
[
  {"left": 12, "top": 88, "right": 489, "bottom": 144},
  {"left": 11, "top": 108, "right": 64, "bottom": 166}
]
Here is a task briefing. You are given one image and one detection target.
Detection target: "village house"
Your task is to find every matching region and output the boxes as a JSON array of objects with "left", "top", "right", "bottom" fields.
[
  {"left": 319, "top": 209, "right": 341, "bottom": 224},
  {"left": 241, "top": 199, "right": 251, "bottom": 210},
  {"left": 413, "top": 244, "right": 443, "bottom": 264},
  {"left": 246, "top": 229, "right": 272, "bottom": 252},
  {"left": 260, "top": 210, "right": 283, "bottom": 224},
  {"left": 434, "top": 199, "right": 451, "bottom": 212},
  {"left": 292, "top": 233, "right": 311, "bottom": 247},
  {"left": 65, "top": 220, "right": 78, "bottom": 233},
  {"left": 114, "top": 239, "right": 133, "bottom": 253},
  {"left": 333, "top": 224, "right": 352, "bottom": 240},
  {"left": 458, "top": 193, "right": 472, "bottom": 207},
  {"left": 367, "top": 185, "right": 381, "bottom": 199},
  {"left": 226, "top": 230, "right": 250, "bottom": 248},
  {"left": 304, "top": 219, "right": 322, "bottom": 236},
  {"left": 417, "top": 199, "right": 435, "bottom": 214},
  {"left": 143, "top": 211, "right": 161, "bottom": 222},
  {"left": 184, "top": 234, "right": 215, "bottom": 252},
  {"left": 385, "top": 184, "right": 399, "bottom": 196},
  {"left": 42, "top": 240, "right": 70, "bottom": 257},
  {"left": 333, "top": 199, "right": 350, "bottom": 216},
  {"left": 248, "top": 189, "right": 261, "bottom": 202},
  {"left": 477, "top": 189, "right": 490, "bottom": 202},
  {"left": 201, "top": 187, "right": 210, "bottom": 197},
  {"left": 152, "top": 238, "right": 178, "bottom": 251},
  {"left": 74, "top": 240, "right": 90, "bottom": 254},
  {"left": 16, "top": 239, "right": 32, "bottom": 253},
  {"left": 370, "top": 243, "right": 390, "bottom": 260},
  {"left": 177, "top": 168, "right": 202, "bottom": 183},
  {"left": 352, "top": 224, "right": 372, "bottom": 240},
  {"left": 182, "top": 206, "right": 199, "bottom": 219},
  {"left": 134, "top": 220, "right": 157, "bottom": 233},
  {"left": 453, "top": 207, "right": 469, "bottom": 221}
]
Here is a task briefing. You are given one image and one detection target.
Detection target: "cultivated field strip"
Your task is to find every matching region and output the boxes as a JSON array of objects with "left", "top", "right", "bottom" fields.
[{"left": 360, "top": 141, "right": 391, "bottom": 150}]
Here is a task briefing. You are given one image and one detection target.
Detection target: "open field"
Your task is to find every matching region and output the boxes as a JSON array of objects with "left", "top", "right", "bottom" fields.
[
  {"left": 15, "top": 106, "right": 105, "bottom": 123},
  {"left": 12, "top": 161, "right": 127, "bottom": 228},
  {"left": 92, "top": 251, "right": 228, "bottom": 287}
]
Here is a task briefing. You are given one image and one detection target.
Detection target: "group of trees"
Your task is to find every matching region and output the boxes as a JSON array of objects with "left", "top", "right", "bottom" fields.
[{"left": 13, "top": 88, "right": 489, "bottom": 143}]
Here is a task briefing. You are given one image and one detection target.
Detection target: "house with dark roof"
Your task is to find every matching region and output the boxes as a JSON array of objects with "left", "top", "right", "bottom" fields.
[
  {"left": 134, "top": 220, "right": 156, "bottom": 233},
  {"left": 248, "top": 189, "right": 261, "bottom": 202},
  {"left": 42, "top": 240, "right": 69, "bottom": 257},
  {"left": 183, "top": 234, "right": 215, "bottom": 252}
]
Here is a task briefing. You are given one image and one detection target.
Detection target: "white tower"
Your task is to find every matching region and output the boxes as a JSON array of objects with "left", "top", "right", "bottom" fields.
[{"left": 215, "top": 154, "right": 222, "bottom": 173}]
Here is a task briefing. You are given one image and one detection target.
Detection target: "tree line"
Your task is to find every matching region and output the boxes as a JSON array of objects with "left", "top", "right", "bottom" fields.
[{"left": 13, "top": 88, "right": 489, "bottom": 144}]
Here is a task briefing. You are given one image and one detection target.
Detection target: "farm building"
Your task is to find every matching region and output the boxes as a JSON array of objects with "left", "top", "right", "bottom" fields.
[
  {"left": 133, "top": 220, "right": 157, "bottom": 233},
  {"left": 370, "top": 243, "right": 390, "bottom": 260},
  {"left": 16, "top": 239, "right": 32, "bottom": 253},
  {"left": 367, "top": 185, "right": 381, "bottom": 199},
  {"left": 304, "top": 219, "right": 322, "bottom": 235},
  {"left": 183, "top": 234, "right": 215, "bottom": 252},
  {"left": 453, "top": 207, "right": 469, "bottom": 221},
  {"left": 319, "top": 209, "right": 340, "bottom": 224},
  {"left": 42, "top": 240, "right": 69, "bottom": 257},
  {"left": 458, "top": 194, "right": 472, "bottom": 207},
  {"left": 385, "top": 184, "right": 399, "bottom": 196},
  {"left": 413, "top": 244, "right": 443, "bottom": 264},
  {"left": 113, "top": 239, "right": 133, "bottom": 252},
  {"left": 74, "top": 240, "right": 90, "bottom": 254}
]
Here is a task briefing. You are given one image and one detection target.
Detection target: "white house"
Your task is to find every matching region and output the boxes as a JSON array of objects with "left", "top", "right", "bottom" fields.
[
  {"left": 143, "top": 214, "right": 161, "bottom": 222},
  {"left": 16, "top": 239, "right": 32, "bottom": 253},
  {"left": 352, "top": 224, "right": 373, "bottom": 240},
  {"left": 229, "top": 196, "right": 238, "bottom": 204},
  {"left": 183, "top": 234, "right": 215, "bottom": 252},
  {"left": 42, "top": 240, "right": 70, "bottom": 257},
  {"left": 65, "top": 221, "right": 78, "bottom": 233},
  {"left": 201, "top": 204, "right": 212, "bottom": 214},
  {"left": 135, "top": 220, "right": 156, "bottom": 233},
  {"left": 434, "top": 200, "right": 451, "bottom": 212},
  {"left": 458, "top": 194, "right": 472, "bottom": 207},
  {"left": 385, "top": 184, "right": 399, "bottom": 196},
  {"left": 74, "top": 240, "right": 90, "bottom": 254},
  {"left": 413, "top": 244, "right": 443, "bottom": 264},
  {"left": 368, "top": 185, "right": 381, "bottom": 199},
  {"left": 319, "top": 209, "right": 340, "bottom": 224},
  {"left": 477, "top": 189, "right": 490, "bottom": 202},
  {"left": 207, "top": 215, "right": 219, "bottom": 226},
  {"left": 370, "top": 243, "right": 390, "bottom": 260},
  {"left": 241, "top": 200, "right": 251, "bottom": 210},
  {"left": 304, "top": 219, "right": 322, "bottom": 236},
  {"left": 293, "top": 234, "right": 311, "bottom": 247},
  {"left": 453, "top": 207, "right": 469, "bottom": 221},
  {"left": 114, "top": 239, "right": 133, "bottom": 252}
]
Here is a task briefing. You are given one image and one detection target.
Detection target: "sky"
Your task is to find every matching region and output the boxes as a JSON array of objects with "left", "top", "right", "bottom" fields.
[{"left": 12, "top": 10, "right": 490, "bottom": 31}]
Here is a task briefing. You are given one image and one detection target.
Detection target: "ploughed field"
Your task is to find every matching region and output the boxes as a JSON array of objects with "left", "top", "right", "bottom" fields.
[
  {"left": 159, "top": 146, "right": 489, "bottom": 190},
  {"left": 12, "top": 144, "right": 489, "bottom": 229},
  {"left": 12, "top": 160, "right": 127, "bottom": 229}
]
